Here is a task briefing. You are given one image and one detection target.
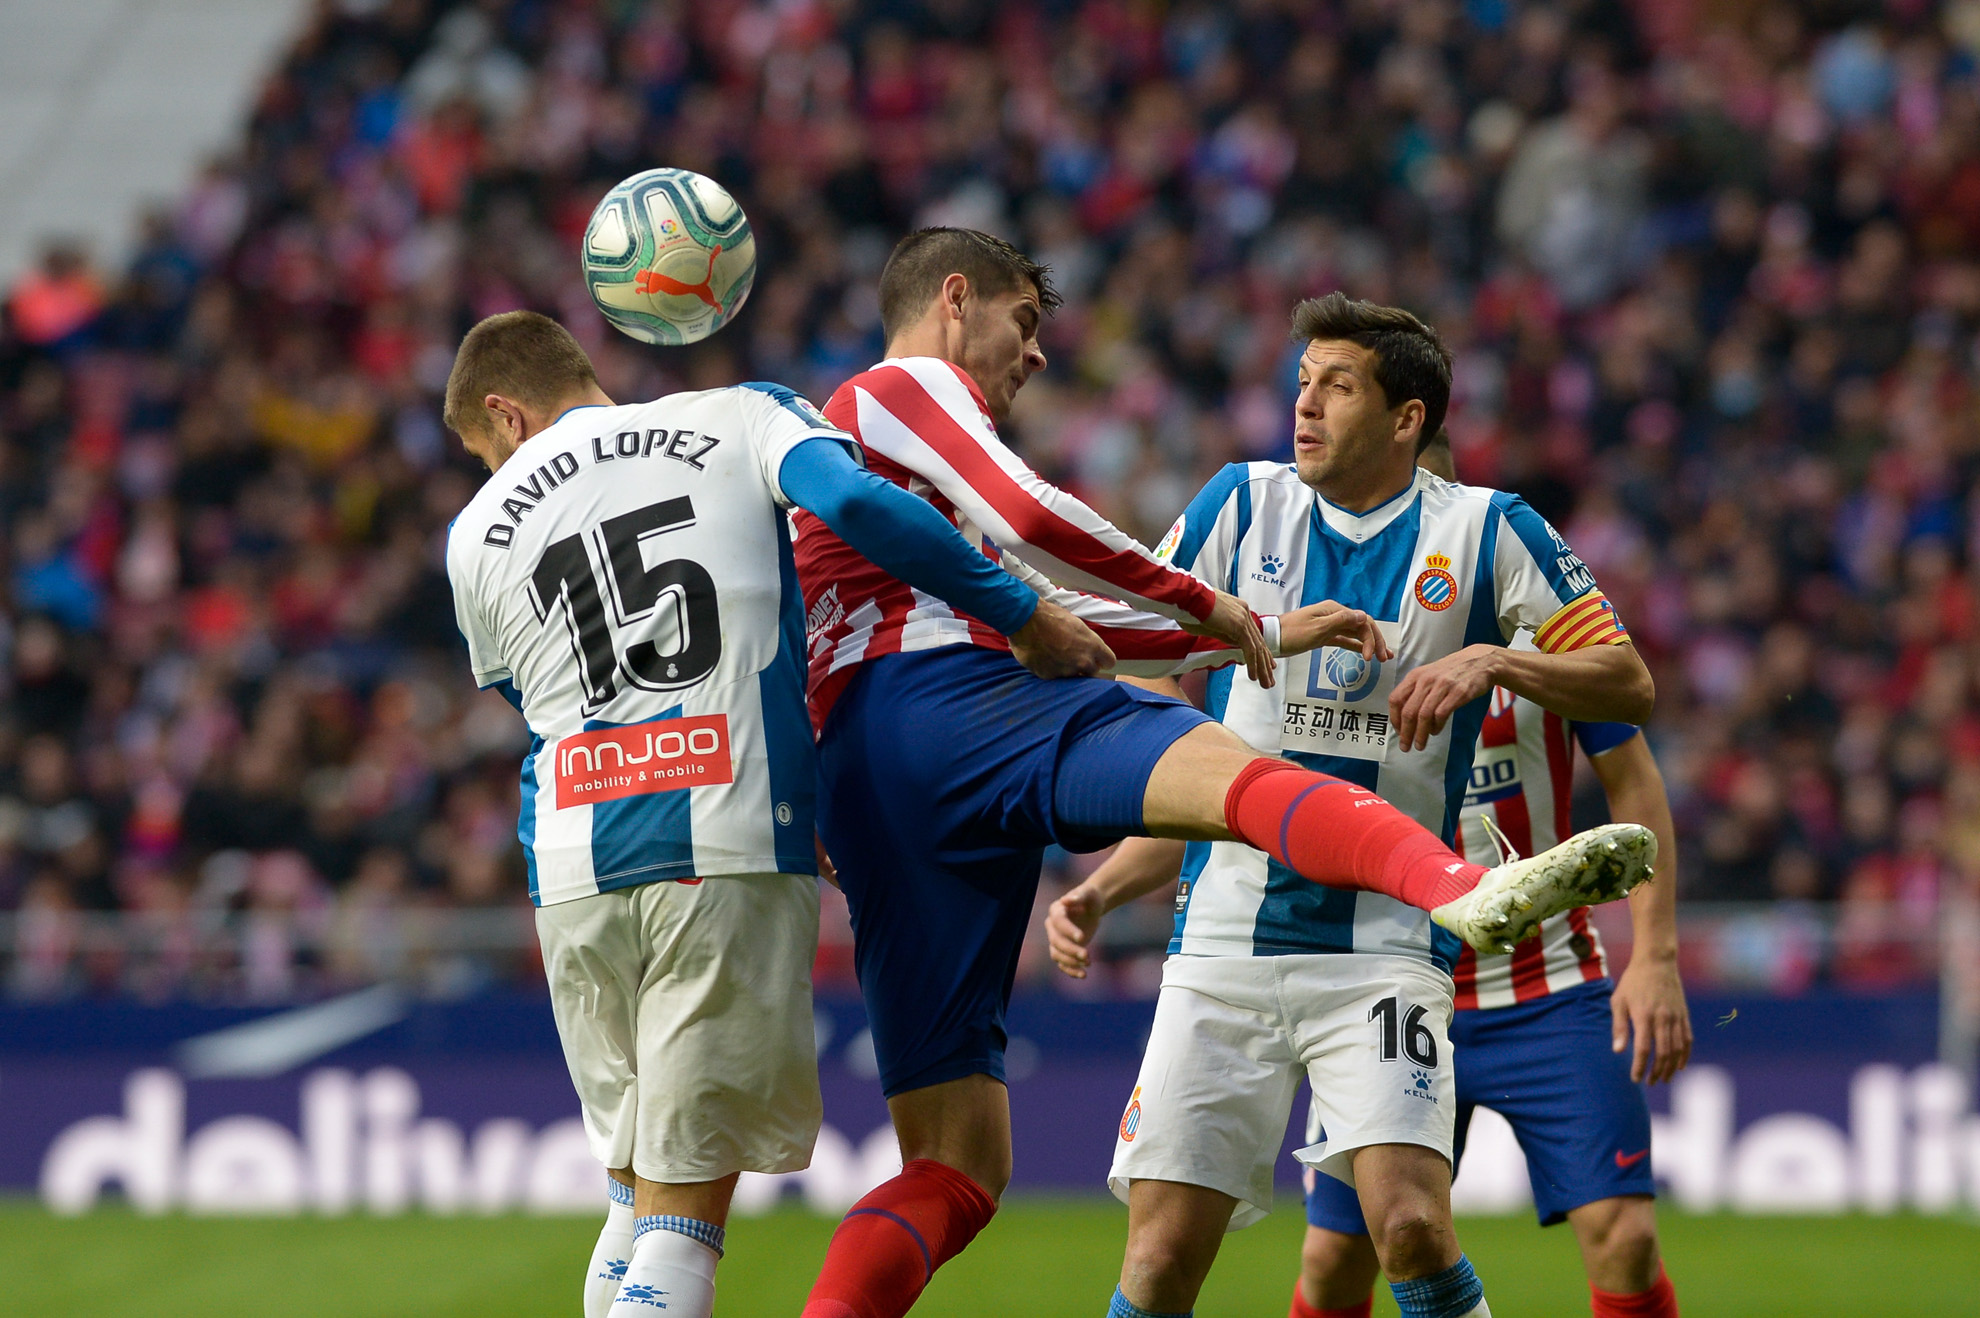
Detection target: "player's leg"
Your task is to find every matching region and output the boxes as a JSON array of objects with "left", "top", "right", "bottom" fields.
[
  {"left": 1291, "top": 1109, "right": 1384, "bottom": 1318},
  {"left": 588, "top": 1170, "right": 637, "bottom": 1318},
  {"left": 888, "top": 1073, "right": 1012, "bottom": 1197},
  {"left": 1105, "top": 955, "right": 1303, "bottom": 1316},
  {"left": 609, "top": 873, "right": 823, "bottom": 1318},
  {"left": 1463, "top": 983, "right": 1676, "bottom": 1317},
  {"left": 1135, "top": 722, "right": 1654, "bottom": 952},
  {"left": 805, "top": 652, "right": 1048, "bottom": 1318},
  {"left": 1298, "top": 958, "right": 1487, "bottom": 1318},
  {"left": 1295, "top": 1225, "right": 1382, "bottom": 1318},
  {"left": 1568, "top": 1196, "right": 1678, "bottom": 1316},
  {"left": 538, "top": 890, "right": 649, "bottom": 1317},
  {"left": 1114, "top": 1180, "right": 1240, "bottom": 1315},
  {"left": 1293, "top": 1001, "right": 1493, "bottom": 1318}
]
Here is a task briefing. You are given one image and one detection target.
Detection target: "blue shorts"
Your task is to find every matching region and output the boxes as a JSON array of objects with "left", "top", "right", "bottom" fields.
[
  {"left": 817, "top": 646, "right": 1210, "bottom": 1097},
  {"left": 1305, "top": 979, "right": 1654, "bottom": 1230}
]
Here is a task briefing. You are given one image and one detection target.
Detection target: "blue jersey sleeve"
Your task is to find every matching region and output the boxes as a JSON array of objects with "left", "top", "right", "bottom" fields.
[
  {"left": 1573, "top": 721, "right": 1639, "bottom": 757},
  {"left": 778, "top": 438, "right": 1039, "bottom": 636}
]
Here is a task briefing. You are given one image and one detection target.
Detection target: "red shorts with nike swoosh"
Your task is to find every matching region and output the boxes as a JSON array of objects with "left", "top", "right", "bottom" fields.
[{"left": 1305, "top": 979, "right": 1654, "bottom": 1229}]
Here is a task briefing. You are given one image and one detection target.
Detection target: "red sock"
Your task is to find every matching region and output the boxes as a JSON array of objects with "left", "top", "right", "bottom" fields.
[
  {"left": 1289, "top": 1280, "right": 1372, "bottom": 1318},
  {"left": 801, "top": 1159, "right": 998, "bottom": 1318},
  {"left": 1590, "top": 1267, "right": 1679, "bottom": 1318},
  {"left": 1225, "top": 759, "right": 1487, "bottom": 911}
]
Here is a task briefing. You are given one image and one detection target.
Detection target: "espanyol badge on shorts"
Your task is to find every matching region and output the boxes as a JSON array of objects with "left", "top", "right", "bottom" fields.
[
  {"left": 1281, "top": 621, "right": 1402, "bottom": 761},
  {"left": 1414, "top": 552, "right": 1458, "bottom": 611},
  {"left": 1120, "top": 1086, "right": 1143, "bottom": 1142}
]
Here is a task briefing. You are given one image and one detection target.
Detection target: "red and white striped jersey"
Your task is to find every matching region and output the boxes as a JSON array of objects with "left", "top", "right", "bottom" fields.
[
  {"left": 792, "top": 357, "right": 1241, "bottom": 729},
  {"left": 1449, "top": 686, "right": 1639, "bottom": 1010}
]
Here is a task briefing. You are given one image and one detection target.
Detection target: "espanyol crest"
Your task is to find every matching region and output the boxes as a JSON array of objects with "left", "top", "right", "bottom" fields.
[{"left": 1414, "top": 552, "right": 1457, "bottom": 611}]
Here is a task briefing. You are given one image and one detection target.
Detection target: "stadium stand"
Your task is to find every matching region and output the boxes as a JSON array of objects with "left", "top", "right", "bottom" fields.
[{"left": 0, "top": 0, "right": 1976, "bottom": 1000}]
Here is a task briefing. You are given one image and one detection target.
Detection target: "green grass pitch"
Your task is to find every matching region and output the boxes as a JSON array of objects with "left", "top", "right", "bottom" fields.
[{"left": 4, "top": 1198, "right": 1976, "bottom": 1316}]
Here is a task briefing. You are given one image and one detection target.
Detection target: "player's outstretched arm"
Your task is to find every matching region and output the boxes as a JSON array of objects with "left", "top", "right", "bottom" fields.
[
  {"left": 850, "top": 360, "right": 1231, "bottom": 629},
  {"left": 779, "top": 438, "right": 1114, "bottom": 676},
  {"left": 998, "top": 551, "right": 1259, "bottom": 678},
  {"left": 1589, "top": 733, "right": 1691, "bottom": 1085},
  {"left": 1047, "top": 835, "right": 1189, "bottom": 979}
]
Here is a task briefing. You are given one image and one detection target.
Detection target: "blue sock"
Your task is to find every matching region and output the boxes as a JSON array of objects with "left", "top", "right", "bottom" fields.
[
  {"left": 1390, "top": 1254, "right": 1484, "bottom": 1318},
  {"left": 633, "top": 1213, "right": 726, "bottom": 1259},
  {"left": 1107, "top": 1285, "right": 1192, "bottom": 1318},
  {"left": 607, "top": 1177, "right": 634, "bottom": 1208}
]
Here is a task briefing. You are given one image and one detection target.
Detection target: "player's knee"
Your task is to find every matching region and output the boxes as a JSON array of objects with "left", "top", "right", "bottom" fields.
[
  {"left": 1300, "top": 1226, "right": 1358, "bottom": 1279},
  {"left": 1368, "top": 1205, "right": 1452, "bottom": 1278},
  {"left": 1580, "top": 1199, "right": 1660, "bottom": 1289},
  {"left": 1301, "top": 1228, "right": 1377, "bottom": 1302},
  {"left": 1120, "top": 1222, "right": 1206, "bottom": 1298}
]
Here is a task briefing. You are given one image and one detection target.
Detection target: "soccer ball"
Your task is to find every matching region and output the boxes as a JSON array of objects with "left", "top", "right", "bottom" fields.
[{"left": 583, "top": 169, "right": 756, "bottom": 346}]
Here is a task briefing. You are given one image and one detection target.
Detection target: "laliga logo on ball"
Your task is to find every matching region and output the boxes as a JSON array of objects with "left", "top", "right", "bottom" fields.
[{"left": 583, "top": 168, "right": 757, "bottom": 346}]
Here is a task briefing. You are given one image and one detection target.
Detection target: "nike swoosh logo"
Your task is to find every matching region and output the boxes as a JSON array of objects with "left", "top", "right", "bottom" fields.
[{"left": 1615, "top": 1148, "right": 1650, "bottom": 1169}]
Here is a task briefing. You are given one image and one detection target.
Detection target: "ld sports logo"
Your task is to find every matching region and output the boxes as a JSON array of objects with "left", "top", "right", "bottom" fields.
[
  {"left": 1413, "top": 552, "right": 1457, "bottom": 611},
  {"left": 556, "top": 714, "right": 734, "bottom": 808}
]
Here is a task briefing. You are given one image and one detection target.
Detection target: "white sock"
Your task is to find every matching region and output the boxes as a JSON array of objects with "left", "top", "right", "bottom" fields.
[
  {"left": 606, "top": 1215, "right": 723, "bottom": 1318},
  {"left": 585, "top": 1180, "right": 637, "bottom": 1318}
]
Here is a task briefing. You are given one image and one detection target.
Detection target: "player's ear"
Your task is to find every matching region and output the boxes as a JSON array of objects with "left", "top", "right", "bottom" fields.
[
  {"left": 941, "top": 272, "right": 970, "bottom": 322},
  {"left": 482, "top": 393, "right": 528, "bottom": 445},
  {"left": 1393, "top": 398, "right": 1426, "bottom": 449}
]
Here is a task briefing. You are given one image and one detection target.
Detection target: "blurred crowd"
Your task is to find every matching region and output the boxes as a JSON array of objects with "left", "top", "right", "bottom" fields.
[{"left": 3, "top": 0, "right": 1978, "bottom": 999}]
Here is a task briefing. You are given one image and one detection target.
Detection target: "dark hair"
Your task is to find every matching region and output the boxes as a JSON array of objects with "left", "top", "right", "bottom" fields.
[
  {"left": 878, "top": 227, "right": 1062, "bottom": 340},
  {"left": 1290, "top": 293, "right": 1454, "bottom": 453},
  {"left": 443, "top": 310, "right": 598, "bottom": 435}
]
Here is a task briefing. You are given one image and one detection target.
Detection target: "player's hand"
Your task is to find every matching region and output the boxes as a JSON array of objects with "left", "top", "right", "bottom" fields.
[
  {"left": 1387, "top": 643, "right": 1499, "bottom": 752},
  {"left": 1611, "top": 948, "right": 1692, "bottom": 1084},
  {"left": 1191, "top": 589, "right": 1276, "bottom": 689},
  {"left": 1277, "top": 601, "right": 1392, "bottom": 662},
  {"left": 1010, "top": 599, "right": 1115, "bottom": 679},
  {"left": 1047, "top": 883, "right": 1107, "bottom": 979},
  {"left": 815, "top": 834, "right": 840, "bottom": 890}
]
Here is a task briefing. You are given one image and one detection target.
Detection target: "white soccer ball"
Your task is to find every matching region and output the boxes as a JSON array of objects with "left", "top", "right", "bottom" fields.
[{"left": 583, "top": 168, "right": 757, "bottom": 346}]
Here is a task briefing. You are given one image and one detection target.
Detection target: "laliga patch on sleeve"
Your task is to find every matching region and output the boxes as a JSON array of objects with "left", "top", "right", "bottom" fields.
[{"left": 556, "top": 714, "right": 734, "bottom": 808}]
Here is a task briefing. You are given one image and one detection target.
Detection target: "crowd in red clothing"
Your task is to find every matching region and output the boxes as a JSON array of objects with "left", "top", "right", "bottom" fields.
[{"left": 2, "top": 0, "right": 1976, "bottom": 998}]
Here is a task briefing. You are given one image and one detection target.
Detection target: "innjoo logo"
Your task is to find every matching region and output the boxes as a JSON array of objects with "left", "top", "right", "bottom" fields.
[{"left": 556, "top": 714, "right": 734, "bottom": 808}]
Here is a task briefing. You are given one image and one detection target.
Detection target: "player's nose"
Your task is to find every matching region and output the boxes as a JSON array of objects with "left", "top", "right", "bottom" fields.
[{"left": 1024, "top": 342, "right": 1046, "bottom": 375}]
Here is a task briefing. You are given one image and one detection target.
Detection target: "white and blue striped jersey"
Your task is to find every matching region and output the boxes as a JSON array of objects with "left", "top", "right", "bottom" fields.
[
  {"left": 446, "top": 384, "right": 853, "bottom": 906},
  {"left": 1156, "top": 463, "right": 1631, "bottom": 970}
]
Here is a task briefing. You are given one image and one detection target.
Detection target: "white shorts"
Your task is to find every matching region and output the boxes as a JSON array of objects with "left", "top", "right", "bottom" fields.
[
  {"left": 1108, "top": 953, "right": 1455, "bottom": 1229},
  {"left": 535, "top": 874, "right": 822, "bottom": 1183}
]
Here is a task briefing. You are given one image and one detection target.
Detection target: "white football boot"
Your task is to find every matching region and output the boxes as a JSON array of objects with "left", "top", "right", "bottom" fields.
[{"left": 1431, "top": 821, "right": 1656, "bottom": 955}]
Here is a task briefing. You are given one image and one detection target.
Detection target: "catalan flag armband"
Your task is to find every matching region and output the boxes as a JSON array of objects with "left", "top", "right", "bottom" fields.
[{"left": 1535, "top": 589, "right": 1630, "bottom": 653}]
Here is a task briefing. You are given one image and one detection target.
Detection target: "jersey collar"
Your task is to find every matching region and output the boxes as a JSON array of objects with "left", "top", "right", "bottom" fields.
[{"left": 1311, "top": 468, "right": 1425, "bottom": 544}]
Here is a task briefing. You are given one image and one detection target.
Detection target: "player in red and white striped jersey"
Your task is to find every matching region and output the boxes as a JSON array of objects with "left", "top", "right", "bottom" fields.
[
  {"left": 793, "top": 350, "right": 1264, "bottom": 730},
  {"left": 1294, "top": 436, "right": 1692, "bottom": 1318},
  {"left": 1447, "top": 682, "right": 1635, "bottom": 1008}
]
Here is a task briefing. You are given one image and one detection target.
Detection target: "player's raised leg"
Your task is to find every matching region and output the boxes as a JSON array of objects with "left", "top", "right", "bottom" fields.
[{"left": 1139, "top": 724, "right": 1657, "bottom": 954}]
